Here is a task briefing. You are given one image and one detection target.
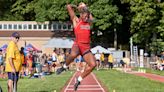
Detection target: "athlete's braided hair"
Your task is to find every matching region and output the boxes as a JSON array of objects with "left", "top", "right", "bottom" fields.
[{"left": 79, "top": 7, "right": 90, "bottom": 15}]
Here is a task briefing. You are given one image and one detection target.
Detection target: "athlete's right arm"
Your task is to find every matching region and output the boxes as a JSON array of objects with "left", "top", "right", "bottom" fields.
[
  {"left": 67, "top": 4, "right": 79, "bottom": 27},
  {"left": 66, "top": 4, "right": 76, "bottom": 21}
]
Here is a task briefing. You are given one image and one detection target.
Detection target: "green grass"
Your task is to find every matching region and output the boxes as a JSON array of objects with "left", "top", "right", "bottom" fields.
[
  {"left": 132, "top": 67, "right": 164, "bottom": 76},
  {"left": 1, "top": 70, "right": 164, "bottom": 92},
  {"left": 94, "top": 69, "right": 164, "bottom": 92},
  {"left": 0, "top": 71, "right": 73, "bottom": 92}
]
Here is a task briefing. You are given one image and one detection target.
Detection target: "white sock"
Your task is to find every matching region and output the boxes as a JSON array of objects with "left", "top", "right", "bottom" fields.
[
  {"left": 63, "top": 64, "right": 68, "bottom": 69},
  {"left": 78, "top": 76, "right": 83, "bottom": 82}
]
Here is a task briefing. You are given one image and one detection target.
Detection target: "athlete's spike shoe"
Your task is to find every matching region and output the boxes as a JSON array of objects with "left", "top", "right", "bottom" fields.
[
  {"left": 56, "top": 67, "right": 65, "bottom": 75},
  {"left": 74, "top": 78, "right": 81, "bottom": 91}
]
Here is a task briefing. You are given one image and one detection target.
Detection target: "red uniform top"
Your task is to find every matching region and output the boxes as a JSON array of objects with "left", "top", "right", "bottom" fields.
[{"left": 74, "top": 19, "right": 91, "bottom": 44}]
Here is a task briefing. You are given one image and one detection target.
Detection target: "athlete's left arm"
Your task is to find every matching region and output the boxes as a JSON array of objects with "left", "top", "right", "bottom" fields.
[{"left": 88, "top": 13, "right": 94, "bottom": 25}]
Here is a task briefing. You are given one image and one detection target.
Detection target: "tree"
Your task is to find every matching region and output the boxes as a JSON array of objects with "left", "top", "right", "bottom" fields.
[
  {"left": 122, "top": 0, "right": 164, "bottom": 53},
  {"left": 0, "top": 0, "right": 23, "bottom": 20},
  {"left": 89, "top": 0, "right": 122, "bottom": 47}
]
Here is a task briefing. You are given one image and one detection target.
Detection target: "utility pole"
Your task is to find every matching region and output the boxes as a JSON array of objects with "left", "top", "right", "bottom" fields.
[
  {"left": 130, "top": 37, "right": 133, "bottom": 61},
  {"left": 114, "top": 28, "right": 117, "bottom": 50}
]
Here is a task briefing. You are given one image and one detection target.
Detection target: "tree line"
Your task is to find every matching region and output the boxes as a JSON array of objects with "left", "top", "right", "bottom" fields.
[{"left": 0, "top": 0, "right": 164, "bottom": 54}]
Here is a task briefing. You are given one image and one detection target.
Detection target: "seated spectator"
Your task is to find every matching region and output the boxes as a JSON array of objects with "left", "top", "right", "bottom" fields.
[
  {"left": 120, "top": 57, "right": 130, "bottom": 72},
  {"left": 155, "top": 55, "right": 164, "bottom": 71}
]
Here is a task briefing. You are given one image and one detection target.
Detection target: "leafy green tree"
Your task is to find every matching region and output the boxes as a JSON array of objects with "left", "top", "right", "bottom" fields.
[
  {"left": 0, "top": 0, "right": 23, "bottom": 20},
  {"left": 5, "top": 0, "right": 164, "bottom": 52},
  {"left": 122, "top": 0, "right": 164, "bottom": 53},
  {"left": 89, "top": 0, "right": 122, "bottom": 47}
]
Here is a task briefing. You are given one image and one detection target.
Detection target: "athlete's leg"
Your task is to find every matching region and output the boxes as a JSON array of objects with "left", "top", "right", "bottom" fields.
[
  {"left": 80, "top": 52, "right": 96, "bottom": 78},
  {"left": 56, "top": 44, "right": 80, "bottom": 75},
  {"left": 74, "top": 52, "right": 96, "bottom": 91},
  {"left": 65, "top": 45, "right": 80, "bottom": 66}
]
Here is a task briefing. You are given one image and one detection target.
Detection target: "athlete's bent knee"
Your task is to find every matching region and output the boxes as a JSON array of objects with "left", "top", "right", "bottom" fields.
[{"left": 91, "top": 62, "right": 96, "bottom": 69}]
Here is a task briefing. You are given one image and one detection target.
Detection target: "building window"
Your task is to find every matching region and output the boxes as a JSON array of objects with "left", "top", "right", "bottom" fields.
[
  {"left": 53, "top": 24, "right": 57, "bottom": 30},
  {"left": 28, "top": 25, "right": 32, "bottom": 29},
  {"left": 0, "top": 24, "right": 2, "bottom": 29},
  {"left": 63, "top": 24, "right": 67, "bottom": 30},
  {"left": 33, "top": 24, "right": 37, "bottom": 29},
  {"left": 4, "top": 24, "right": 7, "bottom": 29},
  {"left": 23, "top": 24, "right": 27, "bottom": 30},
  {"left": 43, "top": 24, "right": 47, "bottom": 29},
  {"left": 8, "top": 24, "right": 12, "bottom": 29},
  {"left": 48, "top": 24, "right": 51, "bottom": 30},
  {"left": 38, "top": 24, "right": 42, "bottom": 29},
  {"left": 14, "top": 24, "right": 17, "bottom": 29},
  {"left": 18, "top": 24, "right": 22, "bottom": 29},
  {"left": 68, "top": 24, "right": 72, "bottom": 30},
  {"left": 58, "top": 23, "right": 62, "bottom": 30}
]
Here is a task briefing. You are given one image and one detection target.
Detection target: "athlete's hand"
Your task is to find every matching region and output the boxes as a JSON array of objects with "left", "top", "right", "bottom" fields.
[{"left": 78, "top": 2, "right": 87, "bottom": 12}]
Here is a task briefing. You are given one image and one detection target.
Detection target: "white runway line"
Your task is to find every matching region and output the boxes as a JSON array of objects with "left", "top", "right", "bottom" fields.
[
  {"left": 66, "top": 88, "right": 103, "bottom": 90},
  {"left": 68, "top": 85, "right": 100, "bottom": 87},
  {"left": 65, "top": 72, "right": 106, "bottom": 92},
  {"left": 91, "top": 73, "right": 105, "bottom": 92},
  {"left": 64, "top": 72, "right": 77, "bottom": 92}
]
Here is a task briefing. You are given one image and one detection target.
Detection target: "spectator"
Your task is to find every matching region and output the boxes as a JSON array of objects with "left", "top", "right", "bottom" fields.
[
  {"left": 58, "top": 52, "right": 65, "bottom": 67},
  {"left": 51, "top": 49, "right": 58, "bottom": 72},
  {"left": 26, "top": 50, "right": 33, "bottom": 78},
  {"left": 100, "top": 52, "right": 105, "bottom": 69},
  {"left": 40, "top": 53, "right": 48, "bottom": 73},
  {"left": 161, "top": 51, "right": 164, "bottom": 63},
  {"left": 95, "top": 50, "right": 101, "bottom": 70},
  {"left": 20, "top": 47, "right": 25, "bottom": 78},
  {"left": 0, "top": 49, "right": 4, "bottom": 75},
  {"left": 155, "top": 56, "right": 163, "bottom": 70},
  {"left": 5, "top": 32, "right": 22, "bottom": 92},
  {"left": 120, "top": 57, "right": 130, "bottom": 72},
  {"left": 108, "top": 53, "right": 114, "bottom": 69}
]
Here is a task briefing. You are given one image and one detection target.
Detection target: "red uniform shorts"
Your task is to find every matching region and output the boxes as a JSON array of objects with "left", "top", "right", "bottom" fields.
[{"left": 72, "top": 42, "right": 90, "bottom": 55}]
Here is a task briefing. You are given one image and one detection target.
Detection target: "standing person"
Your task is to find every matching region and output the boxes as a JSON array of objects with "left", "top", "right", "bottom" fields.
[
  {"left": 108, "top": 53, "right": 114, "bottom": 69},
  {"left": 51, "top": 49, "right": 58, "bottom": 72},
  {"left": 20, "top": 47, "right": 25, "bottom": 78},
  {"left": 0, "top": 49, "right": 4, "bottom": 75},
  {"left": 26, "top": 50, "right": 33, "bottom": 78},
  {"left": 100, "top": 52, "right": 105, "bottom": 69},
  {"left": 94, "top": 50, "right": 101, "bottom": 70},
  {"left": 5, "top": 32, "right": 22, "bottom": 92},
  {"left": 57, "top": 2, "right": 96, "bottom": 91}
]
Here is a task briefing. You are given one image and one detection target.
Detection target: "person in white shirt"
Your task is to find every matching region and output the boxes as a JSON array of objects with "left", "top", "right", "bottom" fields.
[
  {"left": 51, "top": 49, "right": 58, "bottom": 72},
  {"left": 95, "top": 50, "right": 101, "bottom": 70}
]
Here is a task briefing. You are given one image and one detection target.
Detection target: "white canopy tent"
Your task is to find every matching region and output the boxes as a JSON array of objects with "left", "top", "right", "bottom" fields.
[
  {"left": 91, "top": 45, "right": 111, "bottom": 54},
  {"left": 44, "top": 38, "right": 74, "bottom": 48}
]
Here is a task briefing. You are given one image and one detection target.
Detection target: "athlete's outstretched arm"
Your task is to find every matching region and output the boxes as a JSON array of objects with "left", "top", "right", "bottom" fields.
[{"left": 66, "top": 4, "right": 77, "bottom": 21}]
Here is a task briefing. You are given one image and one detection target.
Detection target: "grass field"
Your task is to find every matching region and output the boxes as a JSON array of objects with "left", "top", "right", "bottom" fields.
[
  {"left": 0, "top": 71, "right": 73, "bottom": 92},
  {"left": 132, "top": 67, "right": 164, "bottom": 76},
  {"left": 94, "top": 69, "right": 164, "bottom": 92},
  {"left": 0, "top": 69, "right": 164, "bottom": 92}
]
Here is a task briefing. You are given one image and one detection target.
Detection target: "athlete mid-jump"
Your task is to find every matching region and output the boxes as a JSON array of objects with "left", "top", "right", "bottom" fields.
[{"left": 56, "top": 2, "right": 96, "bottom": 91}]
